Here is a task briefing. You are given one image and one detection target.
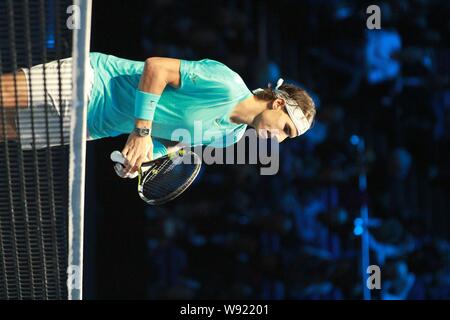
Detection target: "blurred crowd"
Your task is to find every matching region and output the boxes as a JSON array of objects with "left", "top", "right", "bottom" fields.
[{"left": 140, "top": 0, "right": 450, "bottom": 299}]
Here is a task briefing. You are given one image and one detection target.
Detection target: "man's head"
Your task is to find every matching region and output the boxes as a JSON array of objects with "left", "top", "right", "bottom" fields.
[{"left": 252, "top": 79, "right": 316, "bottom": 142}]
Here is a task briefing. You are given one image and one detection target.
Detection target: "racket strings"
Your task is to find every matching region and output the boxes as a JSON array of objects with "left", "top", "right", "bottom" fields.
[
  {"left": 143, "top": 155, "right": 179, "bottom": 182},
  {"left": 142, "top": 172, "right": 192, "bottom": 199},
  {"left": 139, "top": 152, "right": 200, "bottom": 204},
  {"left": 143, "top": 160, "right": 190, "bottom": 192},
  {"left": 145, "top": 150, "right": 190, "bottom": 180}
]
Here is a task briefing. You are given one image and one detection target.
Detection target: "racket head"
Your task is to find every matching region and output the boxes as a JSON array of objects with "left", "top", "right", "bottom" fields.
[{"left": 137, "top": 149, "right": 201, "bottom": 205}]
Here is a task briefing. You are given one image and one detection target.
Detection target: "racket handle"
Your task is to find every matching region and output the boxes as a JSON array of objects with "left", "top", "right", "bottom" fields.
[{"left": 110, "top": 150, "right": 126, "bottom": 165}]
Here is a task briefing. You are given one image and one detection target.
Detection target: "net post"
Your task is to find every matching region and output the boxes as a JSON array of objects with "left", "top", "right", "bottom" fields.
[{"left": 68, "top": 0, "right": 92, "bottom": 300}]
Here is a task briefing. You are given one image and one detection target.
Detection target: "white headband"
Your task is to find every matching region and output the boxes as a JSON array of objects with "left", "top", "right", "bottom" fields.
[{"left": 253, "top": 78, "right": 312, "bottom": 136}]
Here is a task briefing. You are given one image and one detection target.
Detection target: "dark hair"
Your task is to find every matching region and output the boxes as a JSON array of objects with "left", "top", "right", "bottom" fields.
[{"left": 254, "top": 82, "right": 317, "bottom": 126}]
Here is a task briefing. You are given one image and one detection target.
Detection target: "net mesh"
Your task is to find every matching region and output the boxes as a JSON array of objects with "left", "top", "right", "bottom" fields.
[{"left": 0, "top": 0, "right": 74, "bottom": 300}]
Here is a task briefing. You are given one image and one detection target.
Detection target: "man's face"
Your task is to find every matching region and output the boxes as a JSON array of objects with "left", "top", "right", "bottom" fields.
[{"left": 253, "top": 98, "right": 297, "bottom": 142}]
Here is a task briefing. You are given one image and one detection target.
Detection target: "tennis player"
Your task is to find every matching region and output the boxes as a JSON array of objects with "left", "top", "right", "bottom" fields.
[{"left": 0, "top": 53, "right": 316, "bottom": 177}]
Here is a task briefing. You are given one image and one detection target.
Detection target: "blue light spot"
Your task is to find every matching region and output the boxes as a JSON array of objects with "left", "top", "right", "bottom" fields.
[
  {"left": 359, "top": 175, "right": 367, "bottom": 189},
  {"left": 335, "top": 7, "right": 352, "bottom": 20},
  {"left": 46, "top": 37, "right": 55, "bottom": 49},
  {"left": 191, "top": 235, "right": 206, "bottom": 246},
  {"left": 423, "top": 56, "right": 432, "bottom": 68},
  {"left": 45, "top": 0, "right": 56, "bottom": 49},
  {"left": 354, "top": 225, "right": 363, "bottom": 236},
  {"left": 350, "top": 135, "right": 360, "bottom": 146},
  {"left": 353, "top": 218, "right": 364, "bottom": 236}
]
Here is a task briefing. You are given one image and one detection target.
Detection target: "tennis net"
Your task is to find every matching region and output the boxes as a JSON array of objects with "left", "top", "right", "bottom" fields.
[{"left": 0, "top": 0, "right": 91, "bottom": 300}]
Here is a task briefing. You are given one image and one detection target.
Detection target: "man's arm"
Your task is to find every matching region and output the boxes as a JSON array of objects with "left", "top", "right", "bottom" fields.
[
  {"left": 122, "top": 57, "right": 181, "bottom": 175},
  {"left": 138, "top": 57, "right": 181, "bottom": 93}
]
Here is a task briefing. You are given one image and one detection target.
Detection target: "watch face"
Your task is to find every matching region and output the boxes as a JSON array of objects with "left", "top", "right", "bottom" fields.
[{"left": 135, "top": 127, "right": 150, "bottom": 136}]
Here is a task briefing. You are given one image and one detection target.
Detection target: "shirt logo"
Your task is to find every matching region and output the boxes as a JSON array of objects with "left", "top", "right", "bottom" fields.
[
  {"left": 213, "top": 118, "right": 222, "bottom": 127},
  {"left": 190, "top": 73, "right": 198, "bottom": 85}
]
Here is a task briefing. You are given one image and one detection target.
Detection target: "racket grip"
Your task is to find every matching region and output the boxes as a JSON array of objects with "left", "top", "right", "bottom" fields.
[
  {"left": 114, "top": 163, "right": 138, "bottom": 179},
  {"left": 110, "top": 150, "right": 126, "bottom": 165}
]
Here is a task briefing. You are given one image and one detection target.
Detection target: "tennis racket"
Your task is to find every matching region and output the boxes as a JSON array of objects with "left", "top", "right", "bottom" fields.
[{"left": 110, "top": 149, "right": 202, "bottom": 205}]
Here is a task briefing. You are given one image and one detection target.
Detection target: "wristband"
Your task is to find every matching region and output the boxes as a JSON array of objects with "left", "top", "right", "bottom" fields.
[{"left": 134, "top": 89, "right": 161, "bottom": 121}]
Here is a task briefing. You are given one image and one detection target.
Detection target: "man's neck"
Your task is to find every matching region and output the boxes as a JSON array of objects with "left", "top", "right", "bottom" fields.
[{"left": 229, "top": 95, "right": 268, "bottom": 126}]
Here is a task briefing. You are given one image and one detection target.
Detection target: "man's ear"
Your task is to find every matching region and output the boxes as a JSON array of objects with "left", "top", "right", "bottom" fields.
[{"left": 271, "top": 98, "right": 285, "bottom": 111}]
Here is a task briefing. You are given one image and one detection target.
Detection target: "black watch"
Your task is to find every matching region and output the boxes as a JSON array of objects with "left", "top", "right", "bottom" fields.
[{"left": 134, "top": 127, "right": 151, "bottom": 137}]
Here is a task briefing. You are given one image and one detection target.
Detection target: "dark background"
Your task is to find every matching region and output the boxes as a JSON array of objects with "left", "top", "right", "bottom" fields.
[{"left": 84, "top": 0, "right": 450, "bottom": 299}]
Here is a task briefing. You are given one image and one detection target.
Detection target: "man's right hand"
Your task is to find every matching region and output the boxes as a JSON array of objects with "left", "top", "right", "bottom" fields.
[{"left": 121, "top": 131, "right": 154, "bottom": 176}]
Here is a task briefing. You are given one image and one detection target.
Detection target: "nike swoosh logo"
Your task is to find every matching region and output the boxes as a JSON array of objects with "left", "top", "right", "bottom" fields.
[{"left": 213, "top": 118, "right": 222, "bottom": 127}]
